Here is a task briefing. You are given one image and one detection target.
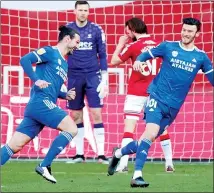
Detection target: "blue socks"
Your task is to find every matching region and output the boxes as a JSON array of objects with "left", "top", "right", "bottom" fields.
[
  {"left": 121, "top": 140, "right": 138, "bottom": 155},
  {"left": 135, "top": 139, "right": 152, "bottom": 171},
  {"left": 1, "top": 144, "right": 14, "bottom": 165},
  {"left": 119, "top": 138, "right": 152, "bottom": 172},
  {"left": 1, "top": 132, "right": 73, "bottom": 167},
  {"left": 41, "top": 131, "right": 73, "bottom": 167}
]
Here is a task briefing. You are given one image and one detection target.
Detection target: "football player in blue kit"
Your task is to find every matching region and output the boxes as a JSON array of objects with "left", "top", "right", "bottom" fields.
[
  {"left": 66, "top": 1, "right": 109, "bottom": 164},
  {"left": 108, "top": 18, "right": 214, "bottom": 187},
  {"left": 1, "top": 25, "right": 80, "bottom": 184}
]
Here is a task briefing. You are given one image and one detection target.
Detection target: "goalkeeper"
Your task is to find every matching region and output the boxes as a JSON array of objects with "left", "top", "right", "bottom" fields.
[
  {"left": 66, "top": 1, "right": 109, "bottom": 164},
  {"left": 1, "top": 25, "right": 80, "bottom": 184}
]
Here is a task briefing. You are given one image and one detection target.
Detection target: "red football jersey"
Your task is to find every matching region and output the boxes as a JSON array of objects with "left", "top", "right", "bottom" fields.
[{"left": 118, "top": 35, "right": 160, "bottom": 96}]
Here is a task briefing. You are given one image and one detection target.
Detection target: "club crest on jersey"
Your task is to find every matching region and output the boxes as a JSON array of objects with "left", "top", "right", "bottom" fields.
[
  {"left": 87, "top": 34, "right": 92, "bottom": 38},
  {"left": 172, "top": 51, "right": 178, "bottom": 57},
  {"left": 37, "top": 48, "right": 46, "bottom": 55},
  {"left": 58, "top": 59, "right": 61, "bottom": 65}
]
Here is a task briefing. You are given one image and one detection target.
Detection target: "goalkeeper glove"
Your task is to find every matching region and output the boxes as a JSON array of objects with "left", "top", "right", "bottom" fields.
[{"left": 96, "top": 71, "right": 108, "bottom": 99}]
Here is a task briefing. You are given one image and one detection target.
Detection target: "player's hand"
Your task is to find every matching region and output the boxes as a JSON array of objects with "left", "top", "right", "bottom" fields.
[
  {"left": 97, "top": 82, "right": 108, "bottom": 99},
  {"left": 66, "top": 88, "right": 76, "bottom": 100},
  {"left": 35, "top": 79, "right": 51, "bottom": 89},
  {"left": 118, "top": 35, "right": 130, "bottom": 46},
  {"left": 133, "top": 61, "right": 145, "bottom": 71},
  {"left": 96, "top": 72, "right": 108, "bottom": 99}
]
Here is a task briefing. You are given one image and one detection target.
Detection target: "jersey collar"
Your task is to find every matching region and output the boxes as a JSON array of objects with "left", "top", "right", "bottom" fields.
[
  {"left": 75, "top": 21, "right": 89, "bottom": 29},
  {"left": 53, "top": 46, "right": 66, "bottom": 61},
  {"left": 137, "top": 34, "right": 151, "bottom": 40},
  {"left": 179, "top": 41, "right": 195, "bottom": 51}
]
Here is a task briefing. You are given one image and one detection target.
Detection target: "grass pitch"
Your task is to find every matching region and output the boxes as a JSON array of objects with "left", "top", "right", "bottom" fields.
[{"left": 1, "top": 161, "right": 213, "bottom": 192}]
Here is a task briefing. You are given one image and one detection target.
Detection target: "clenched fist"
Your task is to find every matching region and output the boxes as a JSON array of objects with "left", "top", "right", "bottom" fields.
[{"left": 66, "top": 88, "right": 76, "bottom": 100}]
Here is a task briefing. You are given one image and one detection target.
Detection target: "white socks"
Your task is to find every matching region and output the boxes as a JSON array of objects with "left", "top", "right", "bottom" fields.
[
  {"left": 133, "top": 170, "right": 142, "bottom": 179},
  {"left": 115, "top": 148, "right": 122, "bottom": 158},
  {"left": 73, "top": 126, "right": 84, "bottom": 155},
  {"left": 72, "top": 123, "right": 106, "bottom": 156},
  {"left": 94, "top": 127, "right": 105, "bottom": 156},
  {"left": 160, "top": 139, "right": 173, "bottom": 167},
  {"left": 116, "top": 138, "right": 133, "bottom": 169}
]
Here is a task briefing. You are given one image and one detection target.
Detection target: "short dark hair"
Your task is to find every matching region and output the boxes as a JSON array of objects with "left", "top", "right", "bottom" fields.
[
  {"left": 58, "top": 25, "right": 79, "bottom": 42},
  {"left": 125, "top": 18, "right": 147, "bottom": 34},
  {"left": 75, "top": 1, "right": 89, "bottom": 8},
  {"left": 182, "top": 18, "right": 201, "bottom": 32}
]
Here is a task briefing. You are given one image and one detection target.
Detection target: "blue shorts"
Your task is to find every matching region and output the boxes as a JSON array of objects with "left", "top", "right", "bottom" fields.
[
  {"left": 67, "top": 72, "right": 103, "bottom": 110},
  {"left": 16, "top": 97, "right": 68, "bottom": 139},
  {"left": 144, "top": 95, "right": 179, "bottom": 136}
]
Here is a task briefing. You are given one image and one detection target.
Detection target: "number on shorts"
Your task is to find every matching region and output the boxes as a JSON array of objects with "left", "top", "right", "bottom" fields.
[{"left": 147, "top": 98, "right": 157, "bottom": 108}]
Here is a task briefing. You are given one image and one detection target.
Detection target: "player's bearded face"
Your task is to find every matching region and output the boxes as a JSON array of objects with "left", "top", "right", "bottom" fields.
[
  {"left": 75, "top": 5, "right": 89, "bottom": 22},
  {"left": 125, "top": 26, "right": 136, "bottom": 41},
  {"left": 181, "top": 24, "right": 198, "bottom": 45},
  {"left": 68, "top": 34, "right": 80, "bottom": 54}
]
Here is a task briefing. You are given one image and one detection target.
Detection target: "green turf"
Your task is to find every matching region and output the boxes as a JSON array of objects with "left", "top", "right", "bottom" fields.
[{"left": 1, "top": 161, "right": 213, "bottom": 192}]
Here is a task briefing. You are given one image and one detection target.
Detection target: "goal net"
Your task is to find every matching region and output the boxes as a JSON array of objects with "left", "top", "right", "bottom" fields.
[{"left": 1, "top": 1, "right": 213, "bottom": 162}]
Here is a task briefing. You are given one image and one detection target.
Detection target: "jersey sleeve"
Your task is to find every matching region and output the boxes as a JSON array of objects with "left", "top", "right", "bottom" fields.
[
  {"left": 20, "top": 46, "right": 52, "bottom": 82},
  {"left": 147, "top": 41, "right": 167, "bottom": 58},
  {"left": 137, "top": 41, "right": 167, "bottom": 62},
  {"left": 33, "top": 46, "right": 51, "bottom": 63},
  {"left": 96, "top": 25, "right": 108, "bottom": 71},
  {"left": 58, "top": 91, "right": 67, "bottom": 99},
  {"left": 201, "top": 53, "right": 214, "bottom": 86},
  {"left": 118, "top": 44, "right": 132, "bottom": 62}
]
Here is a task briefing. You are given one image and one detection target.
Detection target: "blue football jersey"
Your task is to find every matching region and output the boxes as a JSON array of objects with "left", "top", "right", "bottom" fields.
[
  {"left": 66, "top": 21, "right": 107, "bottom": 74},
  {"left": 30, "top": 46, "right": 68, "bottom": 103},
  {"left": 138, "top": 41, "right": 213, "bottom": 109}
]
